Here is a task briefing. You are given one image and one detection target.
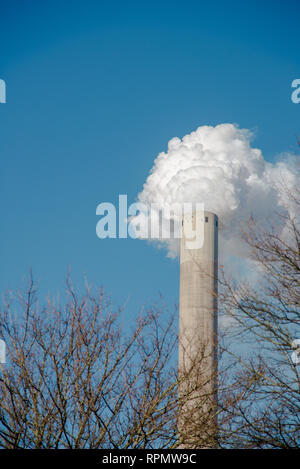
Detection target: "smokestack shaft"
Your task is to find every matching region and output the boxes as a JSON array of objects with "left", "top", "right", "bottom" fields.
[{"left": 178, "top": 210, "right": 218, "bottom": 448}]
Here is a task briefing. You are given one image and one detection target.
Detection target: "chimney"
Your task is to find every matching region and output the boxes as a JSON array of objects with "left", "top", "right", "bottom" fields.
[{"left": 178, "top": 210, "right": 218, "bottom": 448}]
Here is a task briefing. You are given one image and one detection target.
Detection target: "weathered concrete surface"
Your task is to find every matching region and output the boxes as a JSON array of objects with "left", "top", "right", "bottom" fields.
[{"left": 178, "top": 211, "right": 218, "bottom": 448}]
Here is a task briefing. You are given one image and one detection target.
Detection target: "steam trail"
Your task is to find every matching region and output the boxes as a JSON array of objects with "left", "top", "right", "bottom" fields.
[{"left": 133, "top": 123, "right": 298, "bottom": 260}]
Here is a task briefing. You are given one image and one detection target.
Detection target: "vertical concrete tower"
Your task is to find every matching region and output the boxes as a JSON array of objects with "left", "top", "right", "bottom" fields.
[{"left": 178, "top": 210, "right": 218, "bottom": 448}]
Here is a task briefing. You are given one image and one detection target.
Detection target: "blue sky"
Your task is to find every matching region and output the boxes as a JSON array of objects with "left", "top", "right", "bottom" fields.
[{"left": 0, "top": 0, "right": 299, "bottom": 313}]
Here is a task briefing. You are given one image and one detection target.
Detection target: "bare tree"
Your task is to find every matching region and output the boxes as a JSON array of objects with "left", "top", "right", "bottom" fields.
[
  {"left": 218, "top": 184, "right": 300, "bottom": 448},
  {"left": 0, "top": 275, "right": 183, "bottom": 449}
]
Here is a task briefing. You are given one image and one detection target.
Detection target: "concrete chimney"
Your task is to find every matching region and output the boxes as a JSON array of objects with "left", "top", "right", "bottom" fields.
[{"left": 178, "top": 210, "right": 218, "bottom": 448}]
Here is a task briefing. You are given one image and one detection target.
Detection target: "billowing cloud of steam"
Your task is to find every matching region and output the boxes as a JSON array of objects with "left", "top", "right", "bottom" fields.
[{"left": 132, "top": 123, "right": 298, "bottom": 264}]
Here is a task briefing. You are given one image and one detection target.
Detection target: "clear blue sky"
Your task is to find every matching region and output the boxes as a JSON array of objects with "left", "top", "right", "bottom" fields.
[{"left": 0, "top": 0, "right": 299, "bottom": 312}]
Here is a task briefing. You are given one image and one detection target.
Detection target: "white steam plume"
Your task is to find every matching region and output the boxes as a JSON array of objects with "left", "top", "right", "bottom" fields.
[{"left": 132, "top": 123, "right": 298, "bottom": 262}]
